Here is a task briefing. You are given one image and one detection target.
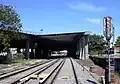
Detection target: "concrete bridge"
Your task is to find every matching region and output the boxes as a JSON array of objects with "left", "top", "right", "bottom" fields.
[{"left": 1, "top": 31, "right": 90, "bottom": 60}]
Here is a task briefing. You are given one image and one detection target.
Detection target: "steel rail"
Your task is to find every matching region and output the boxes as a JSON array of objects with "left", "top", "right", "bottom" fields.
[
  {"left": 0, "top": 59, "right": 53, "bottom": 80},
  {"left": 70, "top": 58, "right": 79, "bottom": 84},
  {"left": 43, "top": 59, "right": 66, "bottom": 84},
  {"left": 74, "top": 59, "right": 100, "bottom": 83},
  {"left": 11, "top": 59, "right": 59, "bottom": 84}
]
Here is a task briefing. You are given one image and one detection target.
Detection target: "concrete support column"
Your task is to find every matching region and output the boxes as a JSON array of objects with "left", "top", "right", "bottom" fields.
[
  {"left": 78, "top": 38, "right": 80, "bottom": 59},
  {"left": 82, "top": 37, "right": 85, "bottom": 60},
  {"left": 30, "top": 42, "right": 37, "bottom": 59},
  {"left": 77, "top": 42, "right": 80, "bottom": 59},
  {"left": 30, "top": 48, "right": 34, "bottom": 59},
  {"left": 79, "top": 40, "right": 82, "bottom": 59},
  {"left": 35, "top": 43, "right": 42, "bottom": 59},
  {"left": 79, "top": 36, "right": 88, "bottom": 60},
  {"left": 33, "top": 49, "right": 35, "bottom": 58},
  {"left": 26, "top": 40, "right": 30, "bottom": 59},
  {"left": 76, "top": 42, "right": 79, "bottom": 58},
  {"left": 34, "top": 43, "right": 37, "bottom": 58},
  {"left": 80, "top": 35, "right": 89, "bottom": 60},
  {"left": 17, "top": 48, "right": 21, "bottom": 53},
  {"left": 85, "top": 36, "right": 89, "bottom": 59},
  {"left": 44, "top": 49, "right": 49, "bottom": 58}
]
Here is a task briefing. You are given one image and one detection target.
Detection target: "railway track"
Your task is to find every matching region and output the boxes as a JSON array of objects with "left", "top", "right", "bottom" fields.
[
  {"left": 0, "top": 59, "right": 59, "bottom": 84},
  {"left": 21, "top": 58, "right": 79, "bottom": 84},
  {"left": 15, "top": 58, "right": 78, "bottom": 84},
  {"left": 19, "top": 59, "right": 65, "bottom": 84},
  {"left": 52, "top": 58, "right": 79, "bottom": 84},
  {"left": 0, "top": 59, "right": 53, "bottom": 79},
  {"left": 50, "top": 58, "right": 98, "bottom": 84},
  {"left": 73, "top": 59, "right": 99, "bottom": 84},
  {"left": 0, "top": 58, "right": 99, "bottom": 84}
]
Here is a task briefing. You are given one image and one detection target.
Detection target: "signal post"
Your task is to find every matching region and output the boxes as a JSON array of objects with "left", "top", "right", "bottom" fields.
[{"left": 103, "top": 16, "right": 115, "bottom": 84}]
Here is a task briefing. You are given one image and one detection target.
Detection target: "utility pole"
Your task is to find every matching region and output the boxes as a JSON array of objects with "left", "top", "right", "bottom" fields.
[{"left": 103, "top": 16, "right": 115, "bottom": 84}]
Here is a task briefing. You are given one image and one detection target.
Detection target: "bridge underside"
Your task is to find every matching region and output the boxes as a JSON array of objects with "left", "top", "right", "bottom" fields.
[{"left": 2, "top": 32, "right": 90, "bottom": 60}]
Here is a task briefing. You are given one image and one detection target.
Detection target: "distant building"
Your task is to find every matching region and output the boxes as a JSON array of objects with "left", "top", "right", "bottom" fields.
[{"left": 114, "top": 47, "right": 120, "bottom": 54}]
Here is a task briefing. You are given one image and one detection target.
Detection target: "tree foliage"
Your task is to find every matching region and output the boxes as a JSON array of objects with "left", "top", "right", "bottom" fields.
[
  {"left": 0, "top": 4, "right": 23, "bottom": 51},
  {"left": 115, "top": 36, "right": 120, "bottom": 47},
  {"left": 88, "top": 34, "right": 106, "bottom": 54}
]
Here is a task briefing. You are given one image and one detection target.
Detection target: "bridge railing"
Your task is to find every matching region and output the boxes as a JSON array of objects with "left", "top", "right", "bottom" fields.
[
  {"left": 0, "top": 22, "right": 42, "bottom": 35},
  {"left": 20, "top": 30, "right": 41, "bottom": 35}
]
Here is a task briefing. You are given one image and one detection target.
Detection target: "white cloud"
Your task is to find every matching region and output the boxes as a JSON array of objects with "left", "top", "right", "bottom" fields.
[
  {"left": 68, "top": 2, "right": 107, "bottom": 12},
  {"left": 85, "top": 18, "right": 101, "bottom": 24}
]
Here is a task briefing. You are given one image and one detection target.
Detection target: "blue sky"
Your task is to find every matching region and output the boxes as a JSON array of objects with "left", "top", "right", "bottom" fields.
[{"left": 0, "top": 0, "right": 120, "bottom": 39}]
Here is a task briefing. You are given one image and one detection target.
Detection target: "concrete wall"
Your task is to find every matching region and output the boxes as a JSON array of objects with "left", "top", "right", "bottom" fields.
[{"left": 90, "top": 56, "right": 120, "bottom": 71}]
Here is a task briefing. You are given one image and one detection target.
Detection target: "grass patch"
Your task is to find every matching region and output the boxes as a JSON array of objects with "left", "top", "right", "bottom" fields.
[
  {"left": 10, "top": 59, "right": 28, "bottom": 63},
  {"left": 89, "top": 50, "right": 105, "bottom": 56},
  {"left": 11, "top": 59, "right": 40, "bottom": 63},
  {"left": 115, "top": 71, "right": 120, "bottom": 78},
  {"left": 3, "top": 53, "right": 39, "bottom": 64}
]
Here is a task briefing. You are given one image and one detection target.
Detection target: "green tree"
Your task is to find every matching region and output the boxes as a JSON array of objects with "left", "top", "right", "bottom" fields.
[
  {"left": 89, "top": 34, "right": 106, "bottom": 55},
  {"left": 115, "top": 36, "right": 120, "bottom": 53},
  {"left": 115, "top": 36, "right": 120, "bottom": 47},
  {"left": 0, "top": 4, "right": 23, "bottom": 51}
]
